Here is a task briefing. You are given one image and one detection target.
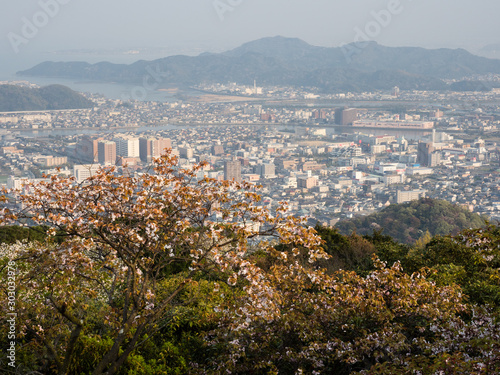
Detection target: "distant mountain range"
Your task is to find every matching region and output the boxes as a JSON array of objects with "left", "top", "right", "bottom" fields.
[
  {"left": 0, "top": 84, "right": 94, "bottom": 112},
  {"left": 17, "top": 36, "right": 500, "bottom": 93}
]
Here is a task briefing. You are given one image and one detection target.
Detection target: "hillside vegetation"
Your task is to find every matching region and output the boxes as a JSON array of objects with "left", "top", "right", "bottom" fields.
[
  {"left": 1, "top": 160, "right": 499, "bottom": 374},
  {"left": 0, "top": 84, "right": 94, "bottom": 112},
  {"left": 335, "top": 198, "right": 486, "bottom": 244}
]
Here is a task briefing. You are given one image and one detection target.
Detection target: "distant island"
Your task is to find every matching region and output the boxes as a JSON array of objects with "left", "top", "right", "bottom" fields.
[
  {"left": 0, "top": 84, "right": 94, "bottom": 112},
  {"left": 17, "top": 36, "right": 500, "bottom": 92},
  {"left": 335, "top": 199, "right": 486, "bottom": 244}
]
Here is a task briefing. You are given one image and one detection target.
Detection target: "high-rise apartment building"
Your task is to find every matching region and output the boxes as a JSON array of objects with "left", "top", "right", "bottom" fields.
[
  {"left": 139, "top": 137, "right": 172, "bottom": 163},
  {"left": 417, "top": 142, "right": 435, "bottom": 167},
  {"left": 224, "top": 160, "right": 241, "bottom": 183},
  {"left": 98, "top": 141, "right": 117, "bottom": 165},
  {"left": 179, "top": 147, "right": 194, "bottom": 159},
  {"left": 76, "top": 136, "right": 102, "bottom": 163},
  {"left": 114, "top": 136, "right": 140, "bottom": 158},
  {"left": 335, "top": 108, "right": 358, "bottom": 126},
  {"left": 255, "top": 163, "right": 276, "bottom": 178}
]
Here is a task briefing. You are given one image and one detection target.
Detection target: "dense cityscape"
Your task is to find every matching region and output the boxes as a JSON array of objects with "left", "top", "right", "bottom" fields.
[
  {"left": 2, "top": 81, "right": 500, "bottom": 226},
  {"left": 3, "top": 1, "right": 500, "bottom": 369}
]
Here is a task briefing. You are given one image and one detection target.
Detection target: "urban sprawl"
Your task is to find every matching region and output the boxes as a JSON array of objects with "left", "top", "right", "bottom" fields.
[{"left": 2, "top": 81, "right": 500, "bottom": 225}]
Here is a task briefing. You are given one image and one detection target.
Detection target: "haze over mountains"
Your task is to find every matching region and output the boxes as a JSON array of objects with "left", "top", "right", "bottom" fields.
[{"left": 17, "top": 36, "right": 500, "bottom": 93}]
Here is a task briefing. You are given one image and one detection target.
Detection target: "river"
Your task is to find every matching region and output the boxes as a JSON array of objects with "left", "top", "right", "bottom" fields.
[{"left": 13, "top": 123, "right": 432, "bottom": 142}]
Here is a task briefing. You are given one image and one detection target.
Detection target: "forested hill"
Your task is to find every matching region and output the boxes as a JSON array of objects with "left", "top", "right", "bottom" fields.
[
  {"left": 0, "top": 84, "right": 94, "bottom": 112},
  {"left": 335, "top": 198, "right": 486, "bottom": 244}
]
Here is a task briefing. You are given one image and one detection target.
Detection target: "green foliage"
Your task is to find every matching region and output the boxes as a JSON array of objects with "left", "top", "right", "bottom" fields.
[
  {"left": 113, "top": 276, "right": 233, "bottom": 375},
  {"left": 336, "top": 199, "right": 485, "bottom": 244},
  {"left": 414, "top": 230, "right": 432, "bottom": 250},
  {"left": 3, "top": 160, "right": 500, "bottom": 374},
  {"left": 68, "top": 336, "right": 115, "bottom": 375},
  {"left": 0, "top": 260, "right": 227, "bottom": 375},
  {"left": 314, "top": 224, "right": 375, "bottom": 274},
  {"left": 3, "top": 222, "right": 500, "bottom": 374},
  {"left": 409, "top": 226, "right": 500, "bottom": 308},
  {"left": 209, "top": 256, "right": 499, "bottom": 375},
  {"left": 0, "top": 225, "right": 48, "bottom": 244},
  {"left": 363, "top": 229, "right": 411, "bottom": 268}
]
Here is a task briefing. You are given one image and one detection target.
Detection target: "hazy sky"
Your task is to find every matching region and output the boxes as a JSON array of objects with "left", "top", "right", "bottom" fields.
[{"left": 1, "top": 0, "right": 499, "bottom": 75}]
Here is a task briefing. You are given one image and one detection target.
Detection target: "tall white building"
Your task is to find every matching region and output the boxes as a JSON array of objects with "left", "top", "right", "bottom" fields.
[
  {"left": 114, "top": 136, "right": 140, "bottom": 158},
  {"left": 396, "top": 190, "right": 427, "bottom": 204},
  {"left": 256, "top": 163, "right": 276, "bottom": 178},
  {"left": 74, "top": 165, "right": 101, "bottom": 183},
  {"left": 179, "top": 147, "right": 194, "bottom": 159},
  {"left": 224, "top": 160, "right": 241, "bottom": 183}
]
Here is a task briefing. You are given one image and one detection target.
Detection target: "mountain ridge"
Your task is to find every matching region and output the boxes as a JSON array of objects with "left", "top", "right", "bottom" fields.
[{"left": 17, "top": 36, "right": 500, "bottom": 92}]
